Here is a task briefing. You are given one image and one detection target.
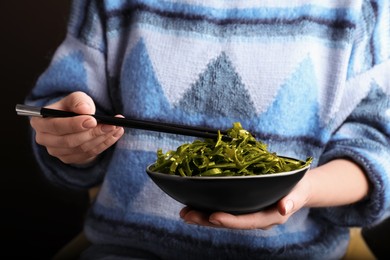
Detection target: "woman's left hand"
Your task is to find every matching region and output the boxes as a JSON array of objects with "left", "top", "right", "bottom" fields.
[
  {"left": 180, "top": 158, "right": 370, "bottom": 229},
  {"left": 179, "top": 171, "right": 312, "bottom": 230}
]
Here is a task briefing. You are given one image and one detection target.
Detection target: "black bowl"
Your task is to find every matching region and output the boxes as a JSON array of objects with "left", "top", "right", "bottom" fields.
[{"left": 146, "top": 157, "right": 311, "bottom": 214}]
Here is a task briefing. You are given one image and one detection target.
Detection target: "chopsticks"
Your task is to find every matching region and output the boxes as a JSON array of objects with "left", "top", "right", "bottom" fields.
[{"left": 15, "top": 104, "right": 230, "bottom": 140}]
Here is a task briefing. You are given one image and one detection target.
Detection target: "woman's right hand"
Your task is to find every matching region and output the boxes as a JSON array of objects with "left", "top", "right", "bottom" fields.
[{"left": 29, "top": 91, "right": 124, "bottom": 165}]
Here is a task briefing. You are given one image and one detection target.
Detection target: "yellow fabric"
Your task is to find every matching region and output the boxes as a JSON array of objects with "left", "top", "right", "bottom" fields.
[
  {"left": 88, "top": 186, "right": 100, "bottom": 202},
  {"left": 343, "top": 228, "right": 376, "bottom": 260}
]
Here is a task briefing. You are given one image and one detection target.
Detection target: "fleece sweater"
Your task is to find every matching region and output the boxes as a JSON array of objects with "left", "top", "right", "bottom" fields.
[{"left": 26, "top": 0, "right": 390, "bottom": 259}]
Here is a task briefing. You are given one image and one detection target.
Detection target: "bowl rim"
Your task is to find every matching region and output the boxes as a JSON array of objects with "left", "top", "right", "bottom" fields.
[{"left": 146, "top": 160, "right": 311, "bottom": 180}]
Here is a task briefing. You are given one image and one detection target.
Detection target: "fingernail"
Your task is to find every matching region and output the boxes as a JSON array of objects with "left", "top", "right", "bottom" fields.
[
  {"left": 185, "top": 221, "right": 195, "bottom": 225},
  {"left": 102, "top": 125, "right": 115, "bottom": 132},
  {"left": 284, "top": 200, "right": 294, "bottom": 215},
  {"left": 209, "top": 219, "right": 221, "bottom": 226},
  {"left": 83, "top": 118, "right": 96, "bottom": 129}
]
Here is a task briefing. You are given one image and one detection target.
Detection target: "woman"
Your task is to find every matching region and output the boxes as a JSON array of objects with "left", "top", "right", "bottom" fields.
[{"left": 25, "top": 0, "right": 389, "bottom": 259}]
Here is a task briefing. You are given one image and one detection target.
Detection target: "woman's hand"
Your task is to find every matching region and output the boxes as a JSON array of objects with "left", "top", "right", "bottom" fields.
[
  {"left": 179, "top": 172, "right": 312, "bottom": 230},
  {"left": 180, "top": 158, "right": 370, "bottom": 230},
  {"left": 29, "top": 91, "right": 124, "bottom": 165}
]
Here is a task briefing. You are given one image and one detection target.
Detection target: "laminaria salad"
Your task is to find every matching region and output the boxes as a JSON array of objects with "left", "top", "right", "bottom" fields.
[{"left": 151, "top": 122, "right": 312, "bottom": 177}]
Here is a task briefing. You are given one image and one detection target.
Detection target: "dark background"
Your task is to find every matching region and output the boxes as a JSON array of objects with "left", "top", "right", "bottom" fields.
[
  {"left": 1, "top": 1, "right": 388, "bottom": 259},
  {"left": 1, "top": 1, "right": 89, "bottom": 259}
]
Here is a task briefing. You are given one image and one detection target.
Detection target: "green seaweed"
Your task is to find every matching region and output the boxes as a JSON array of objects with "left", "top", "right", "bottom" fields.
[{"left": 152, "top": 122, "right": 312, "bottom": 177}]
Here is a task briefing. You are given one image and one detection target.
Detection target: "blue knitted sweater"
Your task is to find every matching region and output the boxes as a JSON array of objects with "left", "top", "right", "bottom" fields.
[{"left": 26, "top": 0, "right": 390, "bottom": 259}]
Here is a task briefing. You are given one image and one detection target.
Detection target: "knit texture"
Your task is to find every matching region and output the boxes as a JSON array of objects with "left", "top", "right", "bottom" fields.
[{"left": 26, "top": 0, "right": 390, "bottom": 259}]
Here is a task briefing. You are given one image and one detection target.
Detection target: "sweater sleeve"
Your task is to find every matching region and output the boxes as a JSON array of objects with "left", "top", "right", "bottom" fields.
[
  {"left": 314, "top": 0, "right": 390, "bottom": 227},
  {"left": 24, "top": 0, "right": 114, "bottom": 190}
]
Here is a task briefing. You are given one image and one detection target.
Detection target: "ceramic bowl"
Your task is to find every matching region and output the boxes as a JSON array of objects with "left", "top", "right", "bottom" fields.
[{"left": 146, "top": 157, "right": 311, "bottom": 214}]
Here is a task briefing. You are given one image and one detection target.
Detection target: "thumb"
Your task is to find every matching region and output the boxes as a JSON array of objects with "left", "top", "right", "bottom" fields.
[
  {"left": 277, "top": 176, "right": 311, "bottom": 216},
  {"left": 54, "top": 91, "right": 96, "bottom": 115},
  {"left": 278, "top": 198, "right": 295, "bottom": 216}
]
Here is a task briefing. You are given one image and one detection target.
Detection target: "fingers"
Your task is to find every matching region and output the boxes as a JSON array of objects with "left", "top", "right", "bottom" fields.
[
  {"left": 46, "top": 126, "right": 124, "bottom": 164},
  {"left": 31, "top": 91, "right": 98, "bottom": 136},
  {"left": 210, "top": 207, "right": 289, "bottom": 230},
  {"left": 179, "top": 174, "right": 313, "bottom": 230},
  {"left": 29, "top": 92, "right": 125, "bottom": 165},
  {"left": 180, "top": 206, "right": 288, "bottom": 230},
  {"left": 180, "top": 207, "right": 217, "bottom": 227},
  {"left": 31, "top": 115, "right": 97, "bottom": 136},
  {"left": 34, "top": 118, "right": 115, "bottom": 147},
  {"left": 33, "top": 115, "right": 124, "bottom": 165}
]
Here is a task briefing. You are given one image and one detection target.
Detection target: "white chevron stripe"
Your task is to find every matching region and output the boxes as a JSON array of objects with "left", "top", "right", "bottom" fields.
[{"left": 139, "top": 26, "right": 349, "bottom": 123}]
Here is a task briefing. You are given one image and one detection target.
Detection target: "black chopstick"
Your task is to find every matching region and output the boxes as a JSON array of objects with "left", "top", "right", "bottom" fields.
[{"left": 15, "top": 104, "right": 230, "bottom": 140}]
